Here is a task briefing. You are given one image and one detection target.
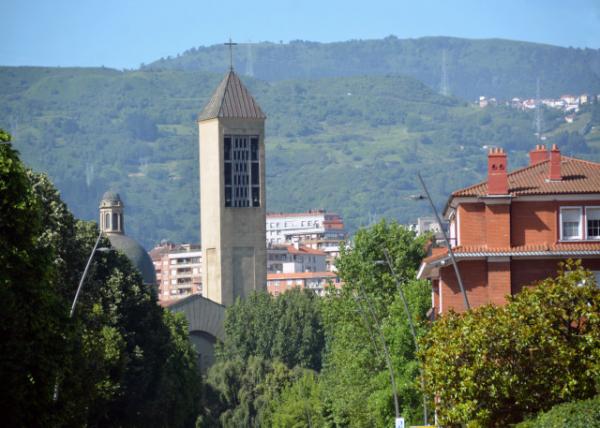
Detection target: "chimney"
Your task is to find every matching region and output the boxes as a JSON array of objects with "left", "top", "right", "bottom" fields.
[
  {"left": 529, "top": 144, "right": 549, "bottom": 166},
  {"left": 487, "top": 147, "right": 508, "bottom": 195},
  {"left": 549, "top": 144, "right": 562, "bottom": 181}
]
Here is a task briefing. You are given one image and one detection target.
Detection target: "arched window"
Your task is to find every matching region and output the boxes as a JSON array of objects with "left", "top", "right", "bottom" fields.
[
  {"left": 112, "top": 213, "right": 119, "bottom": 232},
  {"left": 119, "top": 214, "right": 124, "bottom": 232},
  {"left": 105, "top": 212, "right": 110, "bottom": 231}
]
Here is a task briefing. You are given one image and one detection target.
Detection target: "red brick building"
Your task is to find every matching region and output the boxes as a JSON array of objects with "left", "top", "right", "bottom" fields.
[{"left": 418, "top": 144, "right": 600, "bottom": 316}]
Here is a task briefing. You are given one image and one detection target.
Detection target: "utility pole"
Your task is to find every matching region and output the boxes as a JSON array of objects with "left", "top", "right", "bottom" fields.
[
  {"left": 383, "top": 249, "right": 428, "bottom": 425},
  {"left": 417, "top": 172, "right": 470, "bottom": 311}
]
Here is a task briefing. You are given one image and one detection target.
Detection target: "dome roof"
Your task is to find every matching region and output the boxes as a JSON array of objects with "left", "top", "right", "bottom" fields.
[
  {"left": 101, "top": 191, "right": 122, "bottom": 204},
  {"left": 107, "top": 233, "right": 156, "bottom": 285}
]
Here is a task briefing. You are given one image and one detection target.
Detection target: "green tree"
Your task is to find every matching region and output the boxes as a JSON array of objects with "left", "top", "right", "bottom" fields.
[
  {"left": 202, "top": 356, "right": 300, "bottom": 428},
  {"left": 269, "top": 370, "right": 325, "bottom": 428},
  {"left": 320, "top": 220, "right": 431, "bottom": 427},
  {"left": 420, "top": 260, "right": 600, "bottom": 427},
  {"left": 0, "top": 130, "right": 70, "bottom": 426},
  {"left": 1, "top": 130, "right": 202, "bottom": 426},
  {"left": 219, "top": 288, "right": 325, "bottom": 371}
]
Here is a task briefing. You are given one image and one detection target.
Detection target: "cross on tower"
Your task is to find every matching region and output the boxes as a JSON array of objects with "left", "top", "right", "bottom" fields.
[{"left": 224, "top": 38, "right": 237, "bottom": 71}]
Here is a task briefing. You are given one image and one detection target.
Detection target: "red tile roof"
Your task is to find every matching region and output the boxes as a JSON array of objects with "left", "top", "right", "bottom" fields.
[
  {"left": 423, "top": 242, "right": 600, "bottom": 264},
  {"left": 453, "top": 157, "right": 600, "bottom": 197}
]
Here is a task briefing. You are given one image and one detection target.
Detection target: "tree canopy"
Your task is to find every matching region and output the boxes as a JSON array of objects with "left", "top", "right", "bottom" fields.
[
  {"left": 420, "top": 260, "right": 600, "bottom": 427},
  {"left": 0, "top": 131, "right": 203, "bottom": 426}
]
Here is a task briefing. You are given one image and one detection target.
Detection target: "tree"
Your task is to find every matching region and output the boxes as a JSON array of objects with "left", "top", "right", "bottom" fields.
[
  {"left": 420, "top": 260, "right": 600, "bottom": 427},
  {"left": 218, "top": 288, "right": 325, "bottom": 371},
  {"left": 201, "top": 356, "right": 301, "bottom": 428},
  {"left": 320, "top": 220, "right": 431, "bottom": 427},
  {"left": 0, "top": 130, "right": 202, "bottom": 426},
  {"left": 269, "top": 370, "right": 326, "bottom": 428},
  {"left": 0, "top": 130, "right": 70, "bottom": 426}
]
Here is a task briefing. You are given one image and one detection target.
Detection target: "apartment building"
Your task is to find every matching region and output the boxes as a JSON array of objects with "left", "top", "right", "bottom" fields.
[
  {"left": 267, "top": 243, "right": 327, "bottom": 273},
  {"left": 266, "top": 271, "right": 341, "bottom": 297},
  {"left": 150, "top": 242, "right": 202, "bottom": 302}
]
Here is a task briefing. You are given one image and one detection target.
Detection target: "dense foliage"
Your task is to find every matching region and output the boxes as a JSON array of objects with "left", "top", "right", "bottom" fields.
[
  {"left": 146, "top": 36, "right": 600, "bottom": 100},
  {"left": 0, "top": 132, "right": 202, "bottom": 426},
  {"left": 420, "top": 260, "right": 600, "bottom": 427},
  {"left": 202, "top": 288, "right": 325, "bottom": 426},
  {"left": 200, "top": 356, "right": 307, "bottom": 427},
  {"left": 1, "top": 128, "right": 69, "bottom": 426},
  {"left": 516, "top": 395, "right": 600, "bottom": 428},
  {"left": 1, "top": 60, "right": 598, "bottom": 250},
  {"left": 319, "top": 221, "right": 432, "bottom": 427},
  {"left": 201, "top": 221, "right": 431, "bottom": 427},
  {"left": 218, "top": 288, "right": 325, "bottom": 371}
]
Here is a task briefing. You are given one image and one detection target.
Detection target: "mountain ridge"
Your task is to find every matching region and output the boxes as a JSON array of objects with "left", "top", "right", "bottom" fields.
[{"left": 144, "top": 35, "right": 600, "bottom": 100}]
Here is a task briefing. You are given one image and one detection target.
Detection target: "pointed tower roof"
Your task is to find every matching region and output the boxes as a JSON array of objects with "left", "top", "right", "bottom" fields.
[{"left": 198, "top": 70, "right": 266, "bottom": 121}]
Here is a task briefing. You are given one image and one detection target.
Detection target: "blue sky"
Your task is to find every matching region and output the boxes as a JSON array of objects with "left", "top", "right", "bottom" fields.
[{"left": 3, "top": 0, "right": 600, "bottom": 69}]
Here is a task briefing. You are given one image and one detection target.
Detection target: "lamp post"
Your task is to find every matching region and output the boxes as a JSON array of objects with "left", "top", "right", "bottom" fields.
[
  {"left": 69, "top": 230, "right": 111, "bottom": 317},
  {"left": 381, "top": 249, "right": 428, "bottom": 425},
  {"left": 354, "top": 284, "right": 400, "bottom": 420},
  {"left": 416, "top": 172, "right": 470, "bottom": 311},
  {"left": 54, "top": 229, "right": 111, "bottom": 401}
]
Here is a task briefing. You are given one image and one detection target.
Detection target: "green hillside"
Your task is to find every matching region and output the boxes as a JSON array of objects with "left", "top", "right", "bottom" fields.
[
  {"left": 146, "top": 36, "right": 600, "bottom": 100},
  {"left": 1, "top": 66, "right": 599, "bottom": 249}
]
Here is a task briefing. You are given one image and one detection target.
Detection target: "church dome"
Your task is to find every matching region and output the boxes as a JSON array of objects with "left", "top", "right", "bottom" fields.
[
  {"left": 107, "top": 233, "right": 157, "bottom": 285},
  {"left": 101, "top": 191, "right": 122, "bottom": 205}
]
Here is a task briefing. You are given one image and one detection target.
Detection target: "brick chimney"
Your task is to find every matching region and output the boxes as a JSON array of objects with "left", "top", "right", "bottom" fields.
[
  {"left": 529, "top": 144, "right": 549, "bottom": 166},
  {"left": 549, "top": 144, "right": 562, "bottom": 181},
  {"left": 487, "top": 147, "right": 508, "bottom": 195}
]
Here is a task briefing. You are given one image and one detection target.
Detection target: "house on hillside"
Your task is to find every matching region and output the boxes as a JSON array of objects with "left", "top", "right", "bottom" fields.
[{"left": 418, "top": 144, "right": 600, "bottom": 316}]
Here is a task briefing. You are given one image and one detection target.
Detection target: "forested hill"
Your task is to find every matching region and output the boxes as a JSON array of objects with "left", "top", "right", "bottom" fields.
[
  {"left": 145, "top": 36, "right": 600, "bottom": 101},
  {"left": 1, "top": 65, "right": 599, "bottom": 250}
]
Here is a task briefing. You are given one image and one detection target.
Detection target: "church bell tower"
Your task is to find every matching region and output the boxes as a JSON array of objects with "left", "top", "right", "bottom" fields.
[{"left": 198, "top": 70, "right": 267, "bottom": 306}]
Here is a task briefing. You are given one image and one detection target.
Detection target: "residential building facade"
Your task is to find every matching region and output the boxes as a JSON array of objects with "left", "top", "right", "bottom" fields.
[
  {"left": 267, "top": 243, "right": 327, "bottom": 273},
  {"left": 418, "top": 144, "right": 600, "bottom": 316},
  {"left": 150, "top": 242, "right": 202, "bottom": 302},
  {"left": 266, "top": 210, "right": 346, "bottom": 270},
  {"left": 266, "top": 210, "right": 346, "bottom": 245},
  {"left": 266, "top": 271, "right": 341, "bottom": 297}
]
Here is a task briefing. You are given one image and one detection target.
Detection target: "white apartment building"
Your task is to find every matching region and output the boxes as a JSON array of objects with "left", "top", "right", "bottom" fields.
[
  {"left": 150, "top": 242, "right": 202, "bottom": 302},
  {"left": 266, "top": 210, "right": 346, "bottom": 245},
  {"left": 267, "top": 243, "right": 327, "bottom": 273}
]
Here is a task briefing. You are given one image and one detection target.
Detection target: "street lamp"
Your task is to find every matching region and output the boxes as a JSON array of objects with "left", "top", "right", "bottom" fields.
[
  {"left": 415, "top": 172, "right": 470, "bottom": 311},
  {"left": 380, "top": 249, "right": 429, "bottom": 426},
  {"left": 54, "top": 229, "right": 112, "bottom": 401},
  {"left": 69, "top": 230, "right": 112, "bottom": 317},
  {"left": 354, "top": 283, "right": 400, "bottom": 421}
]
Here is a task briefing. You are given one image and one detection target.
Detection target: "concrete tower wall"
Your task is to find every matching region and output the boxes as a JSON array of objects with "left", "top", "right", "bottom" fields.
[{"left": 199, "top": 116, "right": 266, "bottom": 306}]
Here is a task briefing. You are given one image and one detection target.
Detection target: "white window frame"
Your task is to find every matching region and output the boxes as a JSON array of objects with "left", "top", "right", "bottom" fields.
[
  {"left": 584, "top": 206, "right": 600, "bottom": 240},
  {"left": 560, "top": 207, "right": 583, "bottom": 241}
]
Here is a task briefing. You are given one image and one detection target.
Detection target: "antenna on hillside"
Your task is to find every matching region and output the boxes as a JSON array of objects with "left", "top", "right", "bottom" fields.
[
  {"left": 440, "top": 49, "right": 450, "bottom": 97},
  {"left": 535, "top": 77, "right": 543, "bottom": 140},
  {"left": 85, "top": 162, "right": 95, "bottom": 188},
  {"left": 245, "top": 42, "right": 254, "bottom": 77}
]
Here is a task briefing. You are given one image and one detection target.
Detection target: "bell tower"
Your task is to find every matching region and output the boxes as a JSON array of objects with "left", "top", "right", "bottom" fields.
[
  {"left": 198, "top": 70, "right": 267, "bottom": 306},
  {"left": 99, "top": 191, "right": 124, "bottom": 234}
]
